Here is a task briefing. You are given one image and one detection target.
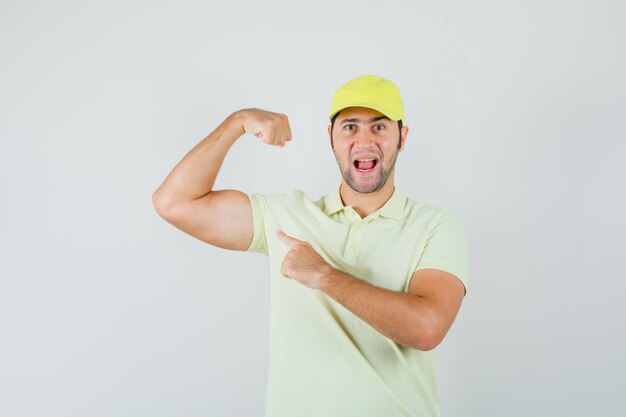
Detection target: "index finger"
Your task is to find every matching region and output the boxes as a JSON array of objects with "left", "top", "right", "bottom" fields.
[{"left": 275, "top": 229, "right": 300, "bottom": 246}]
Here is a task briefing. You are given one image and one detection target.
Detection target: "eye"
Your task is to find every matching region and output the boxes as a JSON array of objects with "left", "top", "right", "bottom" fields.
[
  {"left": 343, "top": 124, "right": 356, "bottom": 131},
  {"left": 374, "top": 124, "right": 386, "bottom": 131}
]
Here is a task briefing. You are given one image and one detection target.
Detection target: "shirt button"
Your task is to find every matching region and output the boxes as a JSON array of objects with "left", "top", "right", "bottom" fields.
[{"left": 351, "top": 243, "right": 357, "bottom": 248}]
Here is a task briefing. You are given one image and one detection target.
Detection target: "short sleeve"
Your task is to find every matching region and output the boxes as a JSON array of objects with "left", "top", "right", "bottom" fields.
[
  {"left": 245, "top": 193, "right": 269, "bottom": 255},
  {"left": 415, "top": 209, "right": 469, "bottom": 293}
]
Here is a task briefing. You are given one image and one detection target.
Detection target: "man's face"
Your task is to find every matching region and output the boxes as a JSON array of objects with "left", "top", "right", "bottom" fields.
[{"left": 328, "top": 107, "right": 408, "bottom": 194}]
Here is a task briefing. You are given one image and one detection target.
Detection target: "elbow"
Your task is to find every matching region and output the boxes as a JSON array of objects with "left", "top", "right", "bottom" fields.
[
  {"left": 152, "top": 190, "right": 175, "bottom": 218},
  {"left": 410, "top": 318, "right": 447, "bottom": 351},
  {"left": 413, "top": 334, "right": 442, "bottom": 352},
  {"left": 411, "top": 330, "right": 443, "bottom": 352}
]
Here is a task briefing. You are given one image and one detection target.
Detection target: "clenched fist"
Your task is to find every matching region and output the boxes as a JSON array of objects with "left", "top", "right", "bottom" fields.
[{"left": 238, "top": 108, "right": 293, "bottom": 147}]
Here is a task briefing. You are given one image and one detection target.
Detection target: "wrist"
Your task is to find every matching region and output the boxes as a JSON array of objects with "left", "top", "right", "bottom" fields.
[
  {"left": 316, "top": 265, "right": 338, "bottom": 291},
  {"left": 223, "top": 110, "right": 247, "bottom": 139}
]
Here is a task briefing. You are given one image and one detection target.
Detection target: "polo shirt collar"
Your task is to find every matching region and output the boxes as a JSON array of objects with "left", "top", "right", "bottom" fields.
[{"left": 322, "top": 184, "right": 407, "bottom": 220}]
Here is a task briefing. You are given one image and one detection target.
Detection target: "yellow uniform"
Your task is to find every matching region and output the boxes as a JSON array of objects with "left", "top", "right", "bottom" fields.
[{"left": 246, "top": 184, "right": 469, "bottom": 417}]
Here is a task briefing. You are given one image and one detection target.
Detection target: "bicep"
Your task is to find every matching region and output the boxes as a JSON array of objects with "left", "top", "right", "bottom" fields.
[
  {"left": 407, "top": 268, "right": 466, "bottom": 344},
  {"left": 156, "top": 189, "right": 254, "bottom": 251}
]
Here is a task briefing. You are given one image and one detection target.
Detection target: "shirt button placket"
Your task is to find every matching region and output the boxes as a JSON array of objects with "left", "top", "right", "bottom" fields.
[
  {"left": 343, "top": 208, "right": 362, "bottom": 261},
  {"left": 349, "top": 221, "right": 362, "bottom": 262}
]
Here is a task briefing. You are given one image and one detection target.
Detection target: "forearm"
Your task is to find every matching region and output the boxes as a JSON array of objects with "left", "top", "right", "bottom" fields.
[
  {"left": 318, "top": 269, "right": 439, "bottom": 351},
  {"left": 152, "top": 111, "right": 245, "bottom": 208}
]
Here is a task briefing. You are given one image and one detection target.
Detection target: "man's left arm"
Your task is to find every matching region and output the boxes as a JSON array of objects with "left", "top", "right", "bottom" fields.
[
  {"left": 318, "top": 267, "right": 465, "bottom": 351},
  {"left": 275, "top": 230, "right": 466, "bottom": 351}
]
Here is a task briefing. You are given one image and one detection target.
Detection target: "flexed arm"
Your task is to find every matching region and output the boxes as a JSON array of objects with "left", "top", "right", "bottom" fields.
[{"left": 152, "top": 109, "right": 292, "bottom": 250}]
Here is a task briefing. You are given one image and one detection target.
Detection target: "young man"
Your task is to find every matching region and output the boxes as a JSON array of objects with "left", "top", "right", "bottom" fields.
[{"left": 153, "top": 75, "right": 469, "bottom": 417}]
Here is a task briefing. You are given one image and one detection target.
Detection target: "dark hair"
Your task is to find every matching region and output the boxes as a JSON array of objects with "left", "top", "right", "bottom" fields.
[{"left": 330, "top": 113, "right": 403, "bottom": 150}]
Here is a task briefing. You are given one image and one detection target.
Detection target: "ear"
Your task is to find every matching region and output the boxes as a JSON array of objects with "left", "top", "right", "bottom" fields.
[
  {"left": 399, "top": 125, "right": 409, "bottom": 152},
  {"left": 327, "top": 124, "right": 334, "bottom": 149}
]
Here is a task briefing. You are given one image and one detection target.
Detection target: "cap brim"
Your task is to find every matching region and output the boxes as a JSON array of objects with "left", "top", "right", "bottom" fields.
[{"left": 329, "top": 102, "right": 402, "bottom": 121}]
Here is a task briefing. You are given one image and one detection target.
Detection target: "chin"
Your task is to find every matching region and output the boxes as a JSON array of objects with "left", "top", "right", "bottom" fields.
[{"left": 344, "top": 176, "right": 386, "bottom": 194}]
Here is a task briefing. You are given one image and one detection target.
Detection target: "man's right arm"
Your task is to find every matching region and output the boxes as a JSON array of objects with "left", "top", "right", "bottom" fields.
[{"left": 151, "top": 109, "right": 292, "bottom": 251}]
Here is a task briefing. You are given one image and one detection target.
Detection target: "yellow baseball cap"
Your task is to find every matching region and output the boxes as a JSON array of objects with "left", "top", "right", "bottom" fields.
[{"left": 328, "top": 74, "right": 405, "bottom": 122}]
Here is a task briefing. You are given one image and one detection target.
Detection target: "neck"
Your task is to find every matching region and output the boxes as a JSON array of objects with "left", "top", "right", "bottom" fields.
[{"left": 339, "top": 175, "right": 396, "bottom": 219}]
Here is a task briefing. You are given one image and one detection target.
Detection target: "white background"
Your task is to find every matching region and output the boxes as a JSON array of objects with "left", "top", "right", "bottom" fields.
[{"left": 1, "top": 0, "right": 625, "bottom": 416}]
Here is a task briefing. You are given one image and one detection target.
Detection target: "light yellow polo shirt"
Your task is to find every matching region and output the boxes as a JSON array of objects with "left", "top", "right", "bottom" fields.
[{"left": 246, "top": 184, "right": 469, "bottom": 417}]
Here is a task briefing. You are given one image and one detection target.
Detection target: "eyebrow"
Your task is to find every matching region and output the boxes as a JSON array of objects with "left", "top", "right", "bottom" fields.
[{"left": 340, "top": 116, "right": 390, "bottom": 125}]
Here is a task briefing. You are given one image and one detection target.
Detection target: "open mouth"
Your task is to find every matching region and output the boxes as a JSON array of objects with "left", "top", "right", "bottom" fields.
[{"left": 353, "top": 158, "right": 378, "bottom": 172}]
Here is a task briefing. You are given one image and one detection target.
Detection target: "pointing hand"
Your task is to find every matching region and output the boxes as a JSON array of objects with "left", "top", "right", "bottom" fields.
[{"left": 275, "top": 230, "right": 333, "bottom": 289}]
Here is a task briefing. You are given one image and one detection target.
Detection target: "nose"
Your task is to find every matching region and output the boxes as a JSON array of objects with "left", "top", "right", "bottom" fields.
[{"left": 353, "top": 130, "right": 376, "bottom": 148}]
